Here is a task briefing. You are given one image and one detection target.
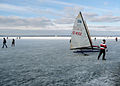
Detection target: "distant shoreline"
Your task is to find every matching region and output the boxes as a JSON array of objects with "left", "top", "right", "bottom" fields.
[
  {"left": 0, "top": 36, "right": 119, "bottom": 39},
  {"left": 0, "top": 35, "right": 120, "bottom": 37}
]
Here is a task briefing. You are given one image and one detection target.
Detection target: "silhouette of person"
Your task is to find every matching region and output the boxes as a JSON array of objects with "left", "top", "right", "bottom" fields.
[
  {"left": 11, "top": 39, "right": 15, "bottom": 47},
  {"left": 70, "top": 39, "right": 71, "bottom": 43},
  {"left": 2, "top": 38, "right": 8, "bottom": 48},
  {"left": 94, "top": 37, "right": 96, "bottom": 41},
  {"left": 115, "top": 37, "right": 118, "bottom": 42}
]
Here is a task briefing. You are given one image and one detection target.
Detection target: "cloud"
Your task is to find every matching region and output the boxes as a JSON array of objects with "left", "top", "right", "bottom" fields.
[
  {"left": 40, "top": 0, "right": 114, "bottom": 13},
  {"left": 0, "top": 0, "right": 120, "bottom": 31},
  {"left": 38, "top": 0, "right": 74, "bottom": 6},
  {"left": 89, "top": 25, "right": 120, "bottom": 31},
  {"left": 88, "top": 15, "right": 120, "bottom": 22},
  {"left": 0, "top": 15, "right": 120, "bottom": 31},
  {"left": 83, "top": 12, "right": 98, "bottom": 19},
  {"left": 54, "top": 17, "right": 74, "bottom": 24},
  {"left": 104, "top": 2, "right": 108, "bottom": 5},
  {"left": 0, "top": 3, "right": 64, "bottom": 17},
  {"left": 54, "top": 6, "right": 84, "bottom": 24},
  {"left": 0, "top": 16, "right": 54, "bottom": 30},
  {"left": 63, "top": 6, "right": 84, "bottom": 17},
  {"left": 1, "top": 13, "right": 120, "bottom": 31},
  {"left": 0, "top": 15, "right": 73, "bottom": 30},
  {"left": 0, "top": 3, "right": 32, "bottom": 13},
  {"left": 37, "top": 0, "right": 116, "bottom": 18},
  {"left": 54, "top": 11, "right": 120, "bottom": 25},
  {"left": 47, "top": 0, "right": 73, "bottom": 6},
  {"left": 0, "top": 1, "right": 119, "bottom": 20}
]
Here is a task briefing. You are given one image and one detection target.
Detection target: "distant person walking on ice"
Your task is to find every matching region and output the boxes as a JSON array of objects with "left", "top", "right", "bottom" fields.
[
  {"left": 94, "top": 37, "right": 96, "bottom": 41},
  {"left": 2, "top": 38, "right": 8, "bottom": 48},
  {"left": 70, "top": 39, "right": 71, "bottom": 43},
  {"left": 115, "top": 37, "right": 118, "bottom": 42},
  {"left": 11, "top": 39, "right": 15, "bottom": 47},
  {"left": 98, "top": 39, "right": 107, "bottom": 60}
]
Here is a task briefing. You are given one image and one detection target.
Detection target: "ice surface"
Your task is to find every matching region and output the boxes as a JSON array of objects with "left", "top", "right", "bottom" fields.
[{"left": 0, "top": 38, "right": 120, "bottom": 86}]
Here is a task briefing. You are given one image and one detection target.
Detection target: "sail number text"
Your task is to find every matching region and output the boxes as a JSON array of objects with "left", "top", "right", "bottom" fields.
[{"left": 72, "top": 31, "right": 82, "bottom": 36}]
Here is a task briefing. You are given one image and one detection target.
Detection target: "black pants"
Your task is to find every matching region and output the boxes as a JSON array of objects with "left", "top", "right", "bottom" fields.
[
  {"left": 2, "top": 43, "right": 8, "bottom": 48},
  {"left": 98, "top": 49, "right": 106, "bottom": 60}
]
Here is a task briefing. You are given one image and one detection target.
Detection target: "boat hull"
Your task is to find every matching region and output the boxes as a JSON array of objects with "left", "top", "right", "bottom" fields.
[{"left": 73, "top": 48, "right": 100, "bottom": 53}]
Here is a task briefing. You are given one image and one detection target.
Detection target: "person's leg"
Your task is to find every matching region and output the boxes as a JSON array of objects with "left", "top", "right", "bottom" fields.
[
  {"left": 12, "top": 43, "right": 15, "bottom": 47},
  {"left": 98, "top": 50, "right": 102, "bottom": 60},
  {"left": 5, "top": 43, "right": 7, "bottom": 48},
  {"left": 102, "top": 50, "right": 106, "bottom": 60},
  {"left": 2, "top": 44, "right": 4, "bottom": 48},
  {"left": 11, "top": 43, "right": 13, "bottom": 47}
]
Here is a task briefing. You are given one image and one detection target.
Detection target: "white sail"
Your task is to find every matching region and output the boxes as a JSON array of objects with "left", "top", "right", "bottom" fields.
[{"left": 70, "top": 12, "right": 92, "bottom": 49}]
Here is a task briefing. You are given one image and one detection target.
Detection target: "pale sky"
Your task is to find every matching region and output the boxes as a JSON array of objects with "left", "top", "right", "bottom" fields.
[{"left": 0, "top": 0, "right": 120, "bottom": 32}]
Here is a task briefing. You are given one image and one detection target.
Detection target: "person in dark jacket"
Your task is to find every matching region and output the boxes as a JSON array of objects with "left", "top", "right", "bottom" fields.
[
  {"left": 115, "top": 37, "right": 118, "bottom": 42},
  {"left": 94, "top": 37, "right": 96, "bottom": 41},
  {"left": 2, "top": 38, "right": 8, "bottom": 48},
  {"left": 11, "top": 39, "right": 15, "bottom": 47},
  {"left": 98, "top": 39, "right": 107, "bottom": 60}
]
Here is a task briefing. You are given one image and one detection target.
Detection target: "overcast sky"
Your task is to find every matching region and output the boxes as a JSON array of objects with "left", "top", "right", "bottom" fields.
[{"left": 0, "top": 0, "right": 120, "bottom": 32}]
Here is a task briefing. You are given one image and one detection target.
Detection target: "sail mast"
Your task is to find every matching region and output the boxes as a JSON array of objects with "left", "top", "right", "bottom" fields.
[{"left": 79, "top": 12, "right": 93, "bottom": 48}]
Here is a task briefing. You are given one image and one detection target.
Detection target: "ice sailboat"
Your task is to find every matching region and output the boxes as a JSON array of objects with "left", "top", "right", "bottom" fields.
[{"left": 70, "top": 12, "right": 99, "bottom": 53}]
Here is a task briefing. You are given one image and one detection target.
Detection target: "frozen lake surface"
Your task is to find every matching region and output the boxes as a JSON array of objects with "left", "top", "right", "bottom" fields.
[{"left": 0, "top": 38, "right": 120, "bottom": 86}]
